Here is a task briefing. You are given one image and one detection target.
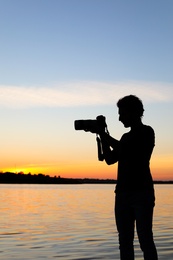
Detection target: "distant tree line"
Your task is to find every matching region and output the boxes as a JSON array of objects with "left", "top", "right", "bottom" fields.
[
  {"left": 0, "top": 172, "right": 172, "bottom": 184},
  {"left": 0, "top": 172, "right": 117, "bottom": 184},
  {"left": 0, "top": 172, "right": 81, "bottom": 184}
]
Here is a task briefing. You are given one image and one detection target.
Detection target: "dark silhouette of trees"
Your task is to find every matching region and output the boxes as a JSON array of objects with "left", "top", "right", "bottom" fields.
[
  {"left": 0, "top": 172, "right": 172, "bottom": 184},
  {"left": 0, "top": 172, "right": 82, "bottom": 184}
]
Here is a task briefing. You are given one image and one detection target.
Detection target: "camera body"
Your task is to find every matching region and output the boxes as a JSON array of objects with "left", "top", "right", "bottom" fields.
[{"left": 74, "top": 115, "right": 107, "bottom": 133}]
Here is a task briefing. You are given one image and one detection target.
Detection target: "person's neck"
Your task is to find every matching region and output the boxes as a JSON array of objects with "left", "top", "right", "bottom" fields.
[{"left": 130, "top": 119, "right": 143, "bottom": 130}]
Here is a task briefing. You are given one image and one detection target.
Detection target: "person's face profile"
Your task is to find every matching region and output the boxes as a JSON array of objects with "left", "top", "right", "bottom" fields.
[
  {"left": 118, "top": 108, "right": 139, "bottom": 128},
  {"left": 118, "top": 108, "right": 132, "bottom": 128}
]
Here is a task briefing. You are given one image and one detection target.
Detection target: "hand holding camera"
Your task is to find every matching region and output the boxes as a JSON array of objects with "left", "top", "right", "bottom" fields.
[{"left": 74, "top": 115, "right": 110, "bottom": 161}]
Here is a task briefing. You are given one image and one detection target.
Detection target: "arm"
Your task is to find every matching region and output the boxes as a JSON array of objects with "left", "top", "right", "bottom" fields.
[{"left": 99, "top": 132, "right": 120, "bottom": 165}]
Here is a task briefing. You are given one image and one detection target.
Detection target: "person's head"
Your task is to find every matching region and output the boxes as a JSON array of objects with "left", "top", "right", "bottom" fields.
[{"left": 117, "top": 95, "right": 144, "bottom": 128}]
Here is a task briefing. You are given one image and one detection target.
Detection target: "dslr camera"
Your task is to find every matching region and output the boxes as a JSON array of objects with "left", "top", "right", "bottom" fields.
[
  {"left": 74, "top": 115, "right": 109, "bottom": 161},
  {"left": 74, "top": 115, "right": 107, "bottom": 133}
]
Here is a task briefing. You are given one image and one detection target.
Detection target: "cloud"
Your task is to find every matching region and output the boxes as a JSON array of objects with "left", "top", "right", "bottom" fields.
[{"left": 0, "top": 81, "right": 172, "bottom": 108}]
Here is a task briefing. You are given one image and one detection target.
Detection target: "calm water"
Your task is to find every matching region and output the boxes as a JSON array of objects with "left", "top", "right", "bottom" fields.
[{"left": 0, "top": 184, "right": 172, "bottom": 260}]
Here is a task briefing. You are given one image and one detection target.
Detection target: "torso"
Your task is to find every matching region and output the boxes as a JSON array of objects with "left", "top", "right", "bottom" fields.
[{"left": 116, "top": 124, "right": 155, "bottom": 193}]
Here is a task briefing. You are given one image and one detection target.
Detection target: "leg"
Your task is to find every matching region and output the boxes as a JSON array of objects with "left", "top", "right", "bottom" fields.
[
  {"left": 115, "top": 194, "right": 135, "bottom": 260},
  {"left": 135, "top": 192, "right": 158, "bottom": 260}
]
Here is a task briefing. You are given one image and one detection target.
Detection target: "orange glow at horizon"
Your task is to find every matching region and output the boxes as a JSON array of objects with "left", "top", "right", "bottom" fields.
[
  {"left": 2, "top": 166, "right": 46, "bottom": 175},
  {"left": 151, "top": 154, "right": 173, "bottom": 180},
  {"left": 2, "top": 160, "right": 117, "bottom": 179},
  {"left": 2, "top": 154, "right": 173, "bottom": 181}
]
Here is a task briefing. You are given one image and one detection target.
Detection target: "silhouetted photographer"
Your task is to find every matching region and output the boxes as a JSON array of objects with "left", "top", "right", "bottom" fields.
[{"left": 75, "top": 95, "right": 158, "bottom": 260}]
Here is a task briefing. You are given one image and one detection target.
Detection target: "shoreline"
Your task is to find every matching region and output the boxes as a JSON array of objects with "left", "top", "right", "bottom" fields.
[{"left": 0, "top": 172, "right": 173, "bottom": 185}]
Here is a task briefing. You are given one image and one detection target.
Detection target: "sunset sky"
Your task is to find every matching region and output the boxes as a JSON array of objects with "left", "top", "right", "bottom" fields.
[{"left": 0, "top": 0, "right": 173, "bottom": 180}]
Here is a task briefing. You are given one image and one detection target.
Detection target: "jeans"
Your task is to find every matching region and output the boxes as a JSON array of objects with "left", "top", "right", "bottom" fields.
[{"left": 115, "top": 190, "right": 158, "bottom": 260}]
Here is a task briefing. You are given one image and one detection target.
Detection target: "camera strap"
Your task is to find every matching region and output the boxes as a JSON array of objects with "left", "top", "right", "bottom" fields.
[{"left": 96, "top": 135, "right": 104, "bottom": 161}]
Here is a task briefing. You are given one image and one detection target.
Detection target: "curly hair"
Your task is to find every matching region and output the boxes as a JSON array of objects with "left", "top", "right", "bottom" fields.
[{"left": 117, "top": 95, "right": 144, "bottom": 118}]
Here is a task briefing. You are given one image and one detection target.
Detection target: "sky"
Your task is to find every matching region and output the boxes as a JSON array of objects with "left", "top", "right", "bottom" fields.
[{"left": 0, "top": 0, "right": 173, "bottom": 180}]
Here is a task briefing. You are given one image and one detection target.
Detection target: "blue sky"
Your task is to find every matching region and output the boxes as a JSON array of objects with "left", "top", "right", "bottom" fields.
[
  {"left": 1, "top": 0, "right": 173, "bottom": 84},
  {"left": 0, "top": 0, "right": 173, "bottom": 179}
]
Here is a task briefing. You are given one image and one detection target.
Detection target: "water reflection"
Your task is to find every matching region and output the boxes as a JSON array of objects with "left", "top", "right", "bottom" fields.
[{"left": 0, "top": 184, "right": 172, "bottom": 259}]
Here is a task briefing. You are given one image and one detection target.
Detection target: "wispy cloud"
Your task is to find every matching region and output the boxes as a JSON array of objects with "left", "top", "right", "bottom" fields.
[{"left": 0, "top": 81, "right": 172, "bottom": 108}]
